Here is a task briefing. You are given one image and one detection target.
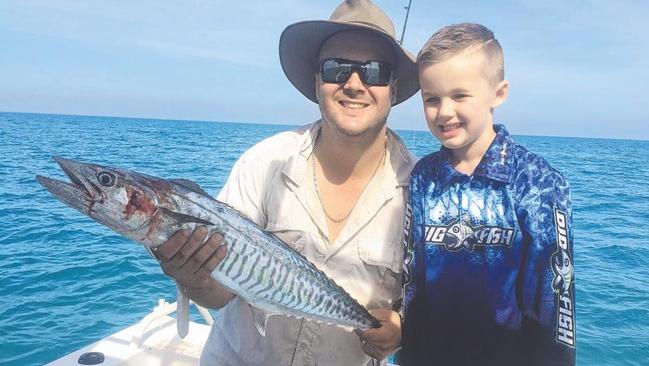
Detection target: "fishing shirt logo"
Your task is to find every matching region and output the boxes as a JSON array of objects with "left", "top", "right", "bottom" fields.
[
  {"left": 425, "top": 214, "right": 515, "bottom": 251},
  {"left": 398, "top": 203, "right": 414, "bottom": 317},
  {"left": 551, "top": 208, "right": 576, "bottom": 348},
  {"left": 402, "top": 203, "right": 414, "bottom": 288}
]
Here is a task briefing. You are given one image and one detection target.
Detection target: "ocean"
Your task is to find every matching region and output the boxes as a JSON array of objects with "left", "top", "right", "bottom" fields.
[{"left": 1, "top": 112, "right": 647, "bottom": 365}]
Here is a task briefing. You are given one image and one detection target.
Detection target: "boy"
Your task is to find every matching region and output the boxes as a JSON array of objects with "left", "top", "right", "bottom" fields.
[{"left": 399, "top": 23, "right": 576, "bottom": 365}]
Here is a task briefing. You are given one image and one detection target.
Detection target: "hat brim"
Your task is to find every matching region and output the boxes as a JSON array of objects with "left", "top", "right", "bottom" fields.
[{"left": 279, "top": 20, "right": 419, "bottom": 106}]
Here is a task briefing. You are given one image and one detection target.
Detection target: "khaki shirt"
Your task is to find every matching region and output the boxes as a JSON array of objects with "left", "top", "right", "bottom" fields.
[{"left": 201, "top": 121, "right": 415, "bottom": 366}]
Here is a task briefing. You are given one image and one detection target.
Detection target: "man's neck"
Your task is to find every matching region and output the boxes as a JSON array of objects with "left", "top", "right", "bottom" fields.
[
  {"left": 315, "top": 121, "right": 387, "bottom": 182},
  {"left": 312, "top": 119, "right": 388, "bottom": 243}
]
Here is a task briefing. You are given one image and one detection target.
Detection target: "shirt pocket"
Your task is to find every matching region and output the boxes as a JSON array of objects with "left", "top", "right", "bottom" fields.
[
  {"left": 358, "top": 238, "right": 402, "bottom": 277},
  {"left": 265, "top": 221, "right": 308, "bottom": 253}
]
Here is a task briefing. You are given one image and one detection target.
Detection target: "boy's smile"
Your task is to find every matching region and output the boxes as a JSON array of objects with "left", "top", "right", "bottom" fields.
[
  {"left": 419, "top": 48, "right": 508, "bottom": 164},
  {"left": 439, "top": 122, "right": 464, "bottom": 138}
]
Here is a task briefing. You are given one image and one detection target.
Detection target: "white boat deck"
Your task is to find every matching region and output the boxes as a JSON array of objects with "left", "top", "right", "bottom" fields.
[
  {"left": 47, "top": 299, "right": 212, "bottom": 366},
  {"left": 47, "top": 299, "right": 399, "bottom": 366}
]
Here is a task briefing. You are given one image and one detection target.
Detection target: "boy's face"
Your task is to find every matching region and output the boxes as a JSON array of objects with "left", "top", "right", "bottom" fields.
[{"left": 419, "top": 49, "right": 508, "bottom": 155}]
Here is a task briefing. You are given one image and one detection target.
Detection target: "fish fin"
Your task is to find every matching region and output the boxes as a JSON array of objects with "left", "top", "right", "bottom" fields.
[
  {"left": 144, "top": 246, "right": 157, "bottom": 260},
  {"left": 170, "top": 179, "right": 212, "bottom": 197},
  {"left": 176, "top": 285, "right": 190, "bottom": 339},
  {"left": 249, "top": 306, "right": 271, "bottom": 337},
  {"left": 161, "top": 207, "right": 214, "bottom": 226}
]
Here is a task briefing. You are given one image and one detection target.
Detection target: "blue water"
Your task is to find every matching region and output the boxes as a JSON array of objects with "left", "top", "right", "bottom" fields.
[{"left": 1, "top": 112, "right": 647, "bottom": 365}]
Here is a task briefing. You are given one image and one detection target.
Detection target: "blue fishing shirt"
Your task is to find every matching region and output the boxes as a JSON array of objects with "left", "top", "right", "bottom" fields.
[{"left": 399, "top": 125, "right": 576, "bottom": 365}]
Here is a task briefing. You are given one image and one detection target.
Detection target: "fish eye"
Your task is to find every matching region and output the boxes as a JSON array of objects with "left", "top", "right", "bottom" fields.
[{"left": 97, "top": 172, "right": 116, "bottom": 187}]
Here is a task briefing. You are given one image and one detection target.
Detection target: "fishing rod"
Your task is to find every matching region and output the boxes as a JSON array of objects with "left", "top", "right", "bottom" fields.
[
  {"left": 397, "top": 0, "right": 418, "bottom": 150},
  {"left": 399, "top": 0, "right": 413, "bottom": 45}
]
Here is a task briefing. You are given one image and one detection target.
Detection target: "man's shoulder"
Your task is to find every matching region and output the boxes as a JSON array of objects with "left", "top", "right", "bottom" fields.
[
  {"left": 386, "top": 128, "right": 417, "bottom": 181},
  {"left": 240, "top": 123, "right": 314, "bottom": 162}
]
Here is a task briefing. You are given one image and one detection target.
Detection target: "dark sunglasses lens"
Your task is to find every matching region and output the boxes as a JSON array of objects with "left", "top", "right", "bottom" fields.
[
  {"left": 321, "top": 59, "right": 352, "bottom": 83},
  {"left": 320, "top": 59, "right": 393, "bottom": 86},
  {"left": 363, "top": 61, "right": 392, "bottom": 86}
]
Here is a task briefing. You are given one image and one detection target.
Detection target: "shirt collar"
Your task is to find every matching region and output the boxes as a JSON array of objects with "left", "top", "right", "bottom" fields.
[
  {"left": 439, "top": 124, "right": 514, "bottom": 183},
  {"left": 278, "top": 121, "right": 319, "bottom": 187}
]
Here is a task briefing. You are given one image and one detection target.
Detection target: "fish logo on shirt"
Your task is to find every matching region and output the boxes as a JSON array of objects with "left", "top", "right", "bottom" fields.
[
  {"left": 552, "top": 249, "right": 574, "bottom": 293},
  {"left": 424, "top": 214, "right": 515, "bottom": 251},
  {"left": 445, "top": 217, "right": 476, "bottom": 250}
]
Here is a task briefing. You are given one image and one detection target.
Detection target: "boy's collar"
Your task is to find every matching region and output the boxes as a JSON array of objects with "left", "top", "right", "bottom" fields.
[{"left": 439, "top": 124, "right": 514, "bottom": 183}]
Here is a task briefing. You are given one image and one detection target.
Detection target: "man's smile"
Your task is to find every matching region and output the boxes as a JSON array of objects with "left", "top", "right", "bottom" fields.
[{"left": 339, "top": 100, "right": 370, "bottom": 109}]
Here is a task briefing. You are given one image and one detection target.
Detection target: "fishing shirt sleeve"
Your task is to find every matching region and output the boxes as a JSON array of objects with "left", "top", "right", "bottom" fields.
[
  {"left": 398, "top": 166, "right": 427, "bottom": 365},
  {"left": 516, "top": 166, "right": 576, "bottom": 365}
]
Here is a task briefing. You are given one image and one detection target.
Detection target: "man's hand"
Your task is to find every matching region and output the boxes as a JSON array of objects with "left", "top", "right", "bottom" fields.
[
  {"left": 355, "top": 309, "right": 402, "bottom": 360},
  {"left": 154, "top": 226, "right": 227, "bottom": 289}
]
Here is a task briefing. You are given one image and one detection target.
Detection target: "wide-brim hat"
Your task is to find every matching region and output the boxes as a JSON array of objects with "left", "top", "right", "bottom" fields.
[{"left": 279, "top": 0, "right": 419, "bottom": 106}]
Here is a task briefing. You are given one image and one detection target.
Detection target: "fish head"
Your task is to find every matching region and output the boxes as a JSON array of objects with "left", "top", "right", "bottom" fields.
[
  {"left": 445, "top": 223, "right": 464, "bottom": 249},
  {"left": 446, "top": 221, "right": 474, "bottom": 250},
  {"left": 37, "top": 157, "right": 161, "bottom": 238},
  {"left": 447, "top": 223, "right": 462, "bottom": 239},
  {"left": 553, "top": 250, "right": 574, "bottom": 292}
]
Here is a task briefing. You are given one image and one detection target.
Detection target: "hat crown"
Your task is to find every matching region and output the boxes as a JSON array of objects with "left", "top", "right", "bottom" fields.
[{"left": 329, "top": 0, "right": 396, "bottom": 38}]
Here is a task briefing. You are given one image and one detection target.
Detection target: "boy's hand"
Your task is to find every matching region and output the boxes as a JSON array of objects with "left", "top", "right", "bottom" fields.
[
  {"left": 153, "top": 226, "right": 227, "bottom": 289},
  {"left": 355, "top": 309, "right": 401, "bottom": 360}
]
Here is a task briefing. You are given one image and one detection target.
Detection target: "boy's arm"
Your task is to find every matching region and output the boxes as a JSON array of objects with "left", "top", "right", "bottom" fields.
[
  {"left": 398, "top": 176, "right": 427, "bottom": 364},
  {"left": 517, "top": 169, "right": 576, "bottom": 365}
]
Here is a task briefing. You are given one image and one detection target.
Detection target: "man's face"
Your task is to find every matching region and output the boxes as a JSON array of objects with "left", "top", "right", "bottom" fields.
[
  {"left": 419, "top": 49, "right": 508, "bottom": 154},
  {"left": 315, "top": 30, "right": 396, "bottom": 137}
]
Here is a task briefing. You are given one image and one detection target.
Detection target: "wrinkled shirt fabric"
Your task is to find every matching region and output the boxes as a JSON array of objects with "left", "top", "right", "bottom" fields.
[
  {"left": 400, "top": 124, "right": 576, "bottom": 366},
  {"left": 200, "top": 121, "right": 415, "bottom": 366}
]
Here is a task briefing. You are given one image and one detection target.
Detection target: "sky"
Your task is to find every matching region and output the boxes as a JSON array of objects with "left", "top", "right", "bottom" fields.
[{"left": 0, "top": 0, "right": 648, "bottom": 140}]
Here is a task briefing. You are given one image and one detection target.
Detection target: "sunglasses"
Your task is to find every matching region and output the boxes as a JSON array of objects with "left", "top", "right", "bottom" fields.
[{"left": 319, "top": 58, "right": 394, "bottom": 86}]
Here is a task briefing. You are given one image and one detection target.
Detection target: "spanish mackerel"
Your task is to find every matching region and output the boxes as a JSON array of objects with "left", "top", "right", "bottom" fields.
[{"left": 36, "top": 157, "right": 380, "bottom": 337}]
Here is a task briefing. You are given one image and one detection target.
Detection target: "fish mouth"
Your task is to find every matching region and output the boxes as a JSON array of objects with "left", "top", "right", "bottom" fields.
[{"left": 36, "top": 156, "right": 95, "bottom": 213}]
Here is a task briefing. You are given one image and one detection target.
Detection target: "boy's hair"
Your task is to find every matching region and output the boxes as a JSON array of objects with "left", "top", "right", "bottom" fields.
[{"left": 417, "top": 23, "right": 504, "bottom": 86}]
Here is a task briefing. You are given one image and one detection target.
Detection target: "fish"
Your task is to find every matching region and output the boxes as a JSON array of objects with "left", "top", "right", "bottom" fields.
[{"left": 36, "top": 157, "right": 380, "bottom": 338}]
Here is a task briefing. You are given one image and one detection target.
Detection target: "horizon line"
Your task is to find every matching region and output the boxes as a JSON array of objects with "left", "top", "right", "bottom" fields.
[{"left": 1, "top": 109, "right": 647, "bottom": 143}]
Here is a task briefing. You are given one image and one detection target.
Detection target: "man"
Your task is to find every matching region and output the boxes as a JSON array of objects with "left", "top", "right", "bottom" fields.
[{"left": 154, "top": 1, "right": 419, "bottom": 364}]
